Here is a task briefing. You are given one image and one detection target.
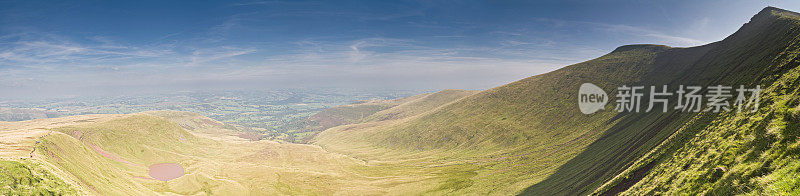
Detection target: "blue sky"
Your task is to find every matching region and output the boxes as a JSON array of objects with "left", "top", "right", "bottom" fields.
[{"left": 1, "top": 0, "right": 799, "bottom": 98}]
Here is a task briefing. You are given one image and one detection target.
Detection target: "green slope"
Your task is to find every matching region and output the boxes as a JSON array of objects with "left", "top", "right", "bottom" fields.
[
  {"left": 525, "top": 7, "right": 800, "bottom": 195},
  {"left": 37, "top": 115, "right": 222, "bottom": 195},
  {"left": 598, "top": 51, "right": 800, "bottom": 195},
  {"left": 0, "top": 159, "right": 76, "bottom": 195},
  {"left": 298, "top": 89, "right": 475, "bottom": 143},
  {"left": 315, "top": 7, "right": 800, "bottom": 195},
  {"left": 594, "top": 8, "right": 800, "bottom": 195},
  {"left": 15, "top": 112, "right": 471, "bottom": 195},
  {"left": 361, "top": 89, "right": 477, "bottom": 122}
]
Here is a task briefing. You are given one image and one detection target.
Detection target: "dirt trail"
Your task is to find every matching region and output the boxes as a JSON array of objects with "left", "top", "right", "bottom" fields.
[
  {"left": 1, "top": 114, "right": 124, "bottom": 159},
  {"left": 85, "top": 142, "right": 143, "bottom": 167}
]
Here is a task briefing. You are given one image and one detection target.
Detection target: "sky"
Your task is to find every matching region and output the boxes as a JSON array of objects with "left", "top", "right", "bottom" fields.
[{"left": 1, "top": 0, "right": 800, "bottom": 99}]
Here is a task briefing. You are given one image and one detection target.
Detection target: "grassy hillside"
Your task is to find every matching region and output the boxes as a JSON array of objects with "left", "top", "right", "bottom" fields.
[
  {"left": 315, "top": 43, "right": 686, "bottom": 195},
  {"left": 361, "top": 89, "right": 477, "bottom": 122},
  {"left": 0, "top": 159, "right": 76, "bottom": 195},
  {"left": 315, "top": 7, "right": 800, "bottom": 195},
  {"left": 2, "top": 111, "right": 488, "bottom": 195},
  {"left": 297, "top": 90, "right": 475, "bottom": 143},
  {"left": 525, "top": 7, "right": 800, "bottom": 195},
  {"left": 597, "top": 45, "right": 800, "bottom": 195},
  {"left": 309, "top": 92, "right": 432, "bottom": 127},
  {"left": 142, "top": 110, "right": 246, "bottom": 141},
  {"left": 594, "top": 8, "right": 800, "bottom": 195}
]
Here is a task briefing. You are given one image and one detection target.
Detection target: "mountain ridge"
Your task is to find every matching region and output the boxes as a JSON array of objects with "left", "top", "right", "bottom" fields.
[{"left": 312, "top": 6, "right": 800, "bottom": 195}]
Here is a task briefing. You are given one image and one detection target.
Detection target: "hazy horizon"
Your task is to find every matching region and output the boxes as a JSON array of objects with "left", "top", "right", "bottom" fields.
[
  {"left": 4, "top": 2, "right": 800, "bottom": 195},
  {"left": 3, "top": 0, "right": 800, "bottom": 99}
]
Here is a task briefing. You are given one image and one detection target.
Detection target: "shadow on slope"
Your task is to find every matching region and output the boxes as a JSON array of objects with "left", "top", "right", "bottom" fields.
[{"left": 523, "top": 6, "right": 800, "bottom": 195}]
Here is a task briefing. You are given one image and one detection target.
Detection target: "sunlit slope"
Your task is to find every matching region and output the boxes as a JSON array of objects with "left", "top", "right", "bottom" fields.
[
  {"left": 524, "top": 7, "right": 800, "bottom": 195},
  {"left": 33, "top": 114, "right": 256, "bottom": 195},
  {"left": 361, "top": 89, "right": 477, "bottom": 122},
  {"left": 595, "top": 8, "right": 800, "bottom": 195},
  {"left": 599, "top": 47, "right": 800, "bottom": 196},
  {"left": 316, "top": 43, "right": 683, "bottom": 195},
  {"left": 0, "top": 159, "right": 76, "bottom": 195},
  {"left": 142, "top": 110, "right": 245, "bottom": 141},
  {"left": 315, "top": 7, "right": 800, "bottom": 195},
  {"left": 3, "top": 111, "right": 475, "bottom": 195},
  {"left": 298, "top": 89, "right": 475, "bottom": 143},
  {"left": 307, "top": 92, "right": 429, "bottom": 128}
]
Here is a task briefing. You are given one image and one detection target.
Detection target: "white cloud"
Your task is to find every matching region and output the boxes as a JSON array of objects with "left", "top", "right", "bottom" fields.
[
  {"left": 599, "top": 23, "right": 705, "bottom": 46},
  {"left": 0, "top": 33, "right": 175, "bottom": 68},
  {"left": 187, "top": 47, "right": 256, "bottom": 66},
  {"left": 0, "top": 32, "right": 593, "bottom": 96},
  {"left": 533, "top": 17, "right": 707, "bottom": 47}
]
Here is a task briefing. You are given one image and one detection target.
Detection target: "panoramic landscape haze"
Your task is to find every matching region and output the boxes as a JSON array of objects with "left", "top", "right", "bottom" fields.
[{"left": 2, "top": 0, "right": 800, "bottom": 195}]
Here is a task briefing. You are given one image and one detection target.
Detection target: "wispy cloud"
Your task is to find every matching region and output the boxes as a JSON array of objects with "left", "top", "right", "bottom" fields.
[
  {"left": 204, "top": 13, "right": 250, "bottom": 43},
  {"left": 0, "top": 35, "right": 172, "bottom": 68},
  {"left": 597, "top": 23, "right": 705, "bottom": 46},
  {"left": 188, "top": 46, "right": 256, "bottom": 66},
  {"left": 346, "top": 38, "right": 414, "bottom": 63},
  {"left": 533, "top": 17, "right": 707, "bottom": 46},
  {"left": 0, "top": 17, "right": 610, "bottom": 98}
]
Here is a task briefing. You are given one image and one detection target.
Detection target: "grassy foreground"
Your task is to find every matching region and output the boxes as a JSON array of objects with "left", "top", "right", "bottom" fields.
[{"left": 0, "top": 159, "right": 76, "bottom": 195}]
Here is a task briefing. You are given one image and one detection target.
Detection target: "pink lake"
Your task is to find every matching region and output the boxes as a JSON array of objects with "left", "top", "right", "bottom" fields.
[{"left": 148, "top": 163, "right": 184, "bottom": 181}]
